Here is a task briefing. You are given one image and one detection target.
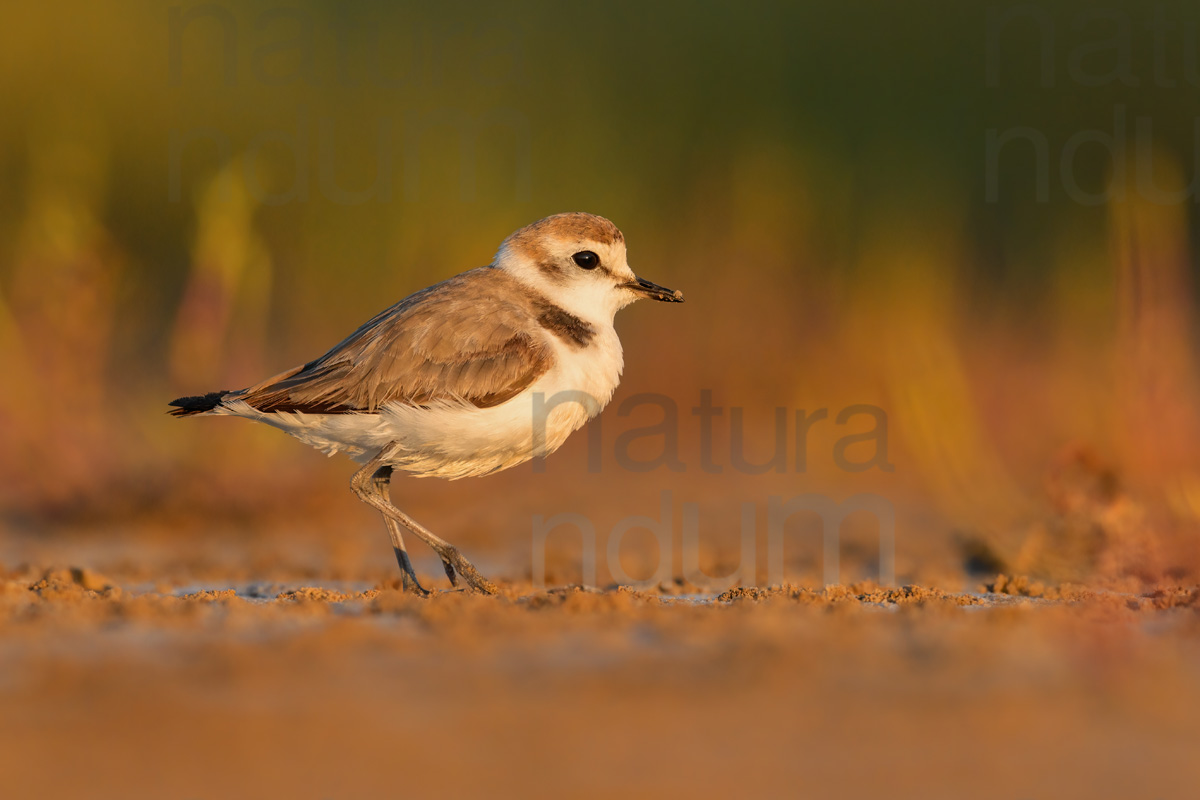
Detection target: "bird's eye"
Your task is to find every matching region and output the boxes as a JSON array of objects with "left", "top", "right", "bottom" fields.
[{"left": 572, "top": 250, "right": 600, "bottom": 270}]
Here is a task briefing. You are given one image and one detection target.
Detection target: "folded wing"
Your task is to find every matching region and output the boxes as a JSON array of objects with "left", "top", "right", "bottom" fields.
[{"left": 235, "top": 268, "right": 552, "bottom": 413}]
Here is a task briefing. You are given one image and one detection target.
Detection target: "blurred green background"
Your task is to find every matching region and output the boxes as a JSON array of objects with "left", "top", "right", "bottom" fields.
[{"left": 2, "top": 0, "right": 1199, "bottom": 586}]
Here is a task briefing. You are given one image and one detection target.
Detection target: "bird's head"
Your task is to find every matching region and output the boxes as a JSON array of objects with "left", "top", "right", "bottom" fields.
[{"left": 495, "top": 212, "right": 683, "bottom": 324}]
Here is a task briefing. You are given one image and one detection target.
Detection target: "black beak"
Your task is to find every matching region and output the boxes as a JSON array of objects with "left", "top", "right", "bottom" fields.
[{"left": 625, "top": 275, "right": 685, "bottom": 303}]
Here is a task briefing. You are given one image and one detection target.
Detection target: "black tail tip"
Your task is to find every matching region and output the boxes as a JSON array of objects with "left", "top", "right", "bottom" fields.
[{"left": 168, "top": 390, "right": 230, "bottom": 417}]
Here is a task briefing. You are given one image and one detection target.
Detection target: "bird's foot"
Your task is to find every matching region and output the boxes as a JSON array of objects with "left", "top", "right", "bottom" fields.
[
  {"left": 394, "top": 547, "right": 431, "bottom": 597},
  {"left": 437, "top": 546, "right": 498, "bottom": 595},
  {"left": 400, "top": 572, "right": 431, "bottom": 597}
]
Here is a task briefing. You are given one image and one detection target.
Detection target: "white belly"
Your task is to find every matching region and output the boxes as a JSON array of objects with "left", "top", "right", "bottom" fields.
[{"left": 219, "top": 328, "right": 625, "bottom": 479}]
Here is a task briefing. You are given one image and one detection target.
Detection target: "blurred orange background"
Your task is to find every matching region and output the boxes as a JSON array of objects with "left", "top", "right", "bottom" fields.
[
  {"left": 6, "top": 4, "right": 1200, "bottom": 799},
  {"left": 2, "top": 0, "right": 1199, "bottom": 588}
]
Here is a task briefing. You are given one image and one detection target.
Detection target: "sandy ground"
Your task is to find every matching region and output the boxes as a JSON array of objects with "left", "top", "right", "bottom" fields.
[{"left": 2, "top": 524, "right": 1199, "bottom": 800}]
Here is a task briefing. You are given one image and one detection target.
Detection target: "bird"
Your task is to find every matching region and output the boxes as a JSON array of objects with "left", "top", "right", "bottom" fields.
[{"left": 168, "top": 212, "right": 684, "bottom": 595}]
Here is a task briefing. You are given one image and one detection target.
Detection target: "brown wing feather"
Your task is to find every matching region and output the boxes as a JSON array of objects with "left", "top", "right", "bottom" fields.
[{"left": 235, "top": 268, "right": 552, "bottom": 413}]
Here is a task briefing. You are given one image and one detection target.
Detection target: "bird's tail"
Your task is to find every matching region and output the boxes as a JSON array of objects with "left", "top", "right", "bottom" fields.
[{"left": 167, "top": 390, "right": 231, "bottom": 417}]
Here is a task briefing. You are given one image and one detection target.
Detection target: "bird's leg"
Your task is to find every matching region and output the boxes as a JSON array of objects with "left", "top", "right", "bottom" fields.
[
  {"left": 376, "top": 466, "right": 457, "bottom": 590},
  {"left": 351, "top": 448, "right": 498, "bottom": 595},
  {"left": 371, "top": 466, "right": 428, "bottom": 596},
  {"left": 440, "top": 554, "right": 460, "bottom": 588}
]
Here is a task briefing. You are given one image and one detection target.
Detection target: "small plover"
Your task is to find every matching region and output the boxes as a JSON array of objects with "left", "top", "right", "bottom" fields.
[{"left": 169, "top": 213, "right": 683, "bottom": 594}]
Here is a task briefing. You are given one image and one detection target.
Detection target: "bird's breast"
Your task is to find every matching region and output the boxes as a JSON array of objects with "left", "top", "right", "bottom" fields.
[{"left": 538, "top": 325, "right": 625, "bottom": 412}]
